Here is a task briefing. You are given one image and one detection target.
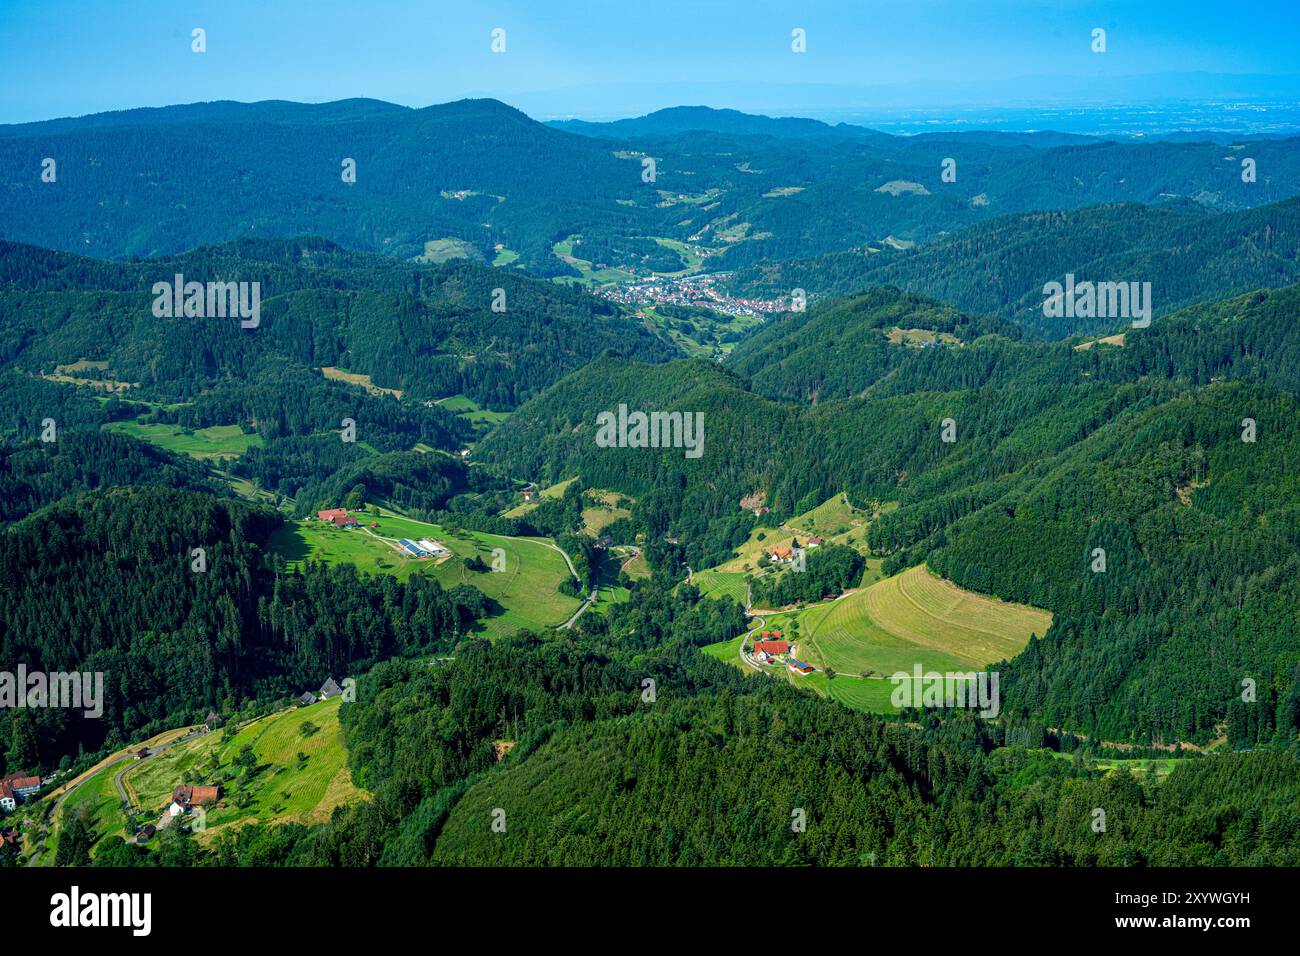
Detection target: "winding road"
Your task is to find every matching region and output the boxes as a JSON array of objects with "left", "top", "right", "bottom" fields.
[
  {"left": 541, "top": 539, "right": 595, "bottom": 631},
  {"left": 27, "top": 726, "right": 201, "bottom": 864}
]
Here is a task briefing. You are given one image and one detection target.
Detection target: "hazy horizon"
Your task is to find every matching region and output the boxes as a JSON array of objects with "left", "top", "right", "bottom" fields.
[
  {"left": 5, "top": 87, "right": 1300, "bottom": 139},
  {"left": 3, "top": 0, "right": 1299, "bottom": 131}
]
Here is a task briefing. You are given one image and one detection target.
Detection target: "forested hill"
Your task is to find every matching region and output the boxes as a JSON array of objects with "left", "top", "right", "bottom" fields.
[
  {"left": 473, "top": 284, "right": 1300, "bottom": 744},
  {"left": 0, "top": 431, "right": 222, "bottom": 526},
  {"left": 5, "top": 98, "right": 1300, "bottom": 275},
  {"left": 727, "top": 281, "right": 1300, "bottom": 405},
  {"left": 726, "top": 196, "right": 1300, "bottom": 339},
  {"left": 0, "top": 237, "right": 678, "bottom": 409},
  {"left": 725, "top": 286, "right": 1020, "bottom": 402},
  {"left": 0, "top": 485, "right": 488, "bottom": 774},
  {"left": 198, "top": 615, "right": 1300, "bottom": 868}
]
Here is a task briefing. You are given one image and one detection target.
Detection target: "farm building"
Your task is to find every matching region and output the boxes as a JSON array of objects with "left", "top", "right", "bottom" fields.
[
  {"left": 331, "top": 514, "right": 358, "bottom": 528},
  {"left": 0, "top": 781, "right": 14, "bottom": 812},
  {"left": 753, "top": 639, "right": 790, "bottom": 659},
  {"left": 398, "top": 538, "right": 429, "bottom": 557},
  {"left": 297, "top": 691, "right": 317, "bottom": 707},
  {"left": 172, "top": 784, "right": 222, "bottom": 808},
  {"left": 319, "top": 678, "right": 343, "bottom": 700},
  {"left": 769, "top": 546, "right": 793, "bottom": 562},
  {"left": 417, "top": 538, "right": 449, "bottom": 556},
  {"left": 787, "top": 659, "right": 815, "bottom": 675},
  {"left": 317, "top": 508, "right": 349, "bottom": 522},
  {"left": 807, "top": 537, "right": 823, "bottom": 548},
  {"left": 135, "top": 824, "right": 156, "bottom": 843}
]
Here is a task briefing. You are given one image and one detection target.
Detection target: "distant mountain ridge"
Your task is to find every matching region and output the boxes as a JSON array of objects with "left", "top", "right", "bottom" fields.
[
  {"left": 6, "top": 97, "right": 1300, "bottom": 274},
  {"left": 547, "top": 105, "right": 885, "bottom": 141}
]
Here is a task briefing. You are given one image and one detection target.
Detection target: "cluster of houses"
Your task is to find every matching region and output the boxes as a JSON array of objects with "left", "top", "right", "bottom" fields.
[
  {"left": 750, "top": 632, "right": 816, "bottom": 676},
  {"left": 298, "top": 677, "right": 344, "bottom": 708},
  {"left": 0, "top": 773, "right": 41, "bottom": 813},
  {"left": 154, "top": 783, "right": 222, "bottom": 836},
  {"left": 596, "top": 272, "right": 788, "bottom": 320},
  {"left": 752, "top": 632, "right": 793, "bottom": 663},
  {"left": 316, "top": 507, "right": 358, "bottom": 528}
]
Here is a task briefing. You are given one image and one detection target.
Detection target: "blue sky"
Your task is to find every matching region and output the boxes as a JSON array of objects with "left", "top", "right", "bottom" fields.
[{"left": 1, "top": 0, "right": 1297, "bottom": 123}]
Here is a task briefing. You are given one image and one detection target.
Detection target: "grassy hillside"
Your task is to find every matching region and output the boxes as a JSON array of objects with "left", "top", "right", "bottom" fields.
[
  {"left": 700, "top": 494, "right": 882, "bottom": 585},
  {"left": 126, "top": 699, "right": 363, "bottom": 840},
  {"left": 25, "top": 701, "right": 362, "bottom": 864},
  {"left": 103, "top": 421, "right": 263, "bottom": 460},
  {"left": 795, "top": 565, "right": 1052, "bottom": 676},
  {"left": 268, "top": 511, "right": 581, "bottom": 637},
  {"left": 690, "top": 570, "right": 749, "bottom": 605},
  {"left": 701, "top": 564, "right": 1051, "bottom": 714}
]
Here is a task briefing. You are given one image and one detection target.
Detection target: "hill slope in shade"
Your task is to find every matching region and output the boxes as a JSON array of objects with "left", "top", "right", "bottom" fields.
[
  {"left": 0, "top": 237, "right": 679, "bottom": 411},
  {"left": 728, "top": 196, "right": 1300, "bottom": 339}
]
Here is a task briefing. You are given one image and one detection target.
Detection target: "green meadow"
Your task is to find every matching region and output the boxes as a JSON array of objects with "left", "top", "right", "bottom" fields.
[
  {"left": 126, "top": 698, "right": 363, "bottom": 842},
  {"left": 689, "top": 570, "right": 749, "bottom": 606},
  {"left": 795, "top": 565, "right": 1052, "bottom": 677},
  {"left": 103, "top": 421, "right": 263, "bottom": 460},
  {"left": 27, "top": 700, "right": 362, "bottom": 863},
  {"left": 436, "top": 394, "right": 510, "bottom": 429},
  {"left": 700, "top": 564, "right": 1051, "bottom": 715},
  {"left": 269, "top": 511, "right": 581, "bottom": 638}
]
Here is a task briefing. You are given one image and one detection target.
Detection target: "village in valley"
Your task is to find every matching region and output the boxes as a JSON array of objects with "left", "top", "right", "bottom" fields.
[{"left": 595, "top": 272, "right": 791, "bottom": 320}]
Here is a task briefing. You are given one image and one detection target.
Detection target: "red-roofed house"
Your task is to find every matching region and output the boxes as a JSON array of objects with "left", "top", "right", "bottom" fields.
[
  {"left": 172, "top": 784, "right": 222, "bottom": 808},
  {"left": 0, "top": 774, "right": 39, "bottom": 811},
  {"left": 190, "top": 785, "right": 221, "bottom": 806},
  {"left": 3, "top": 775, "right": 40, "bottom": 796},
  {"left": 753, "top": 640, "right": 790, "bottom": 660},
  {"left": 317, "top": 508, "right": 349, "bottom": 522}
]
